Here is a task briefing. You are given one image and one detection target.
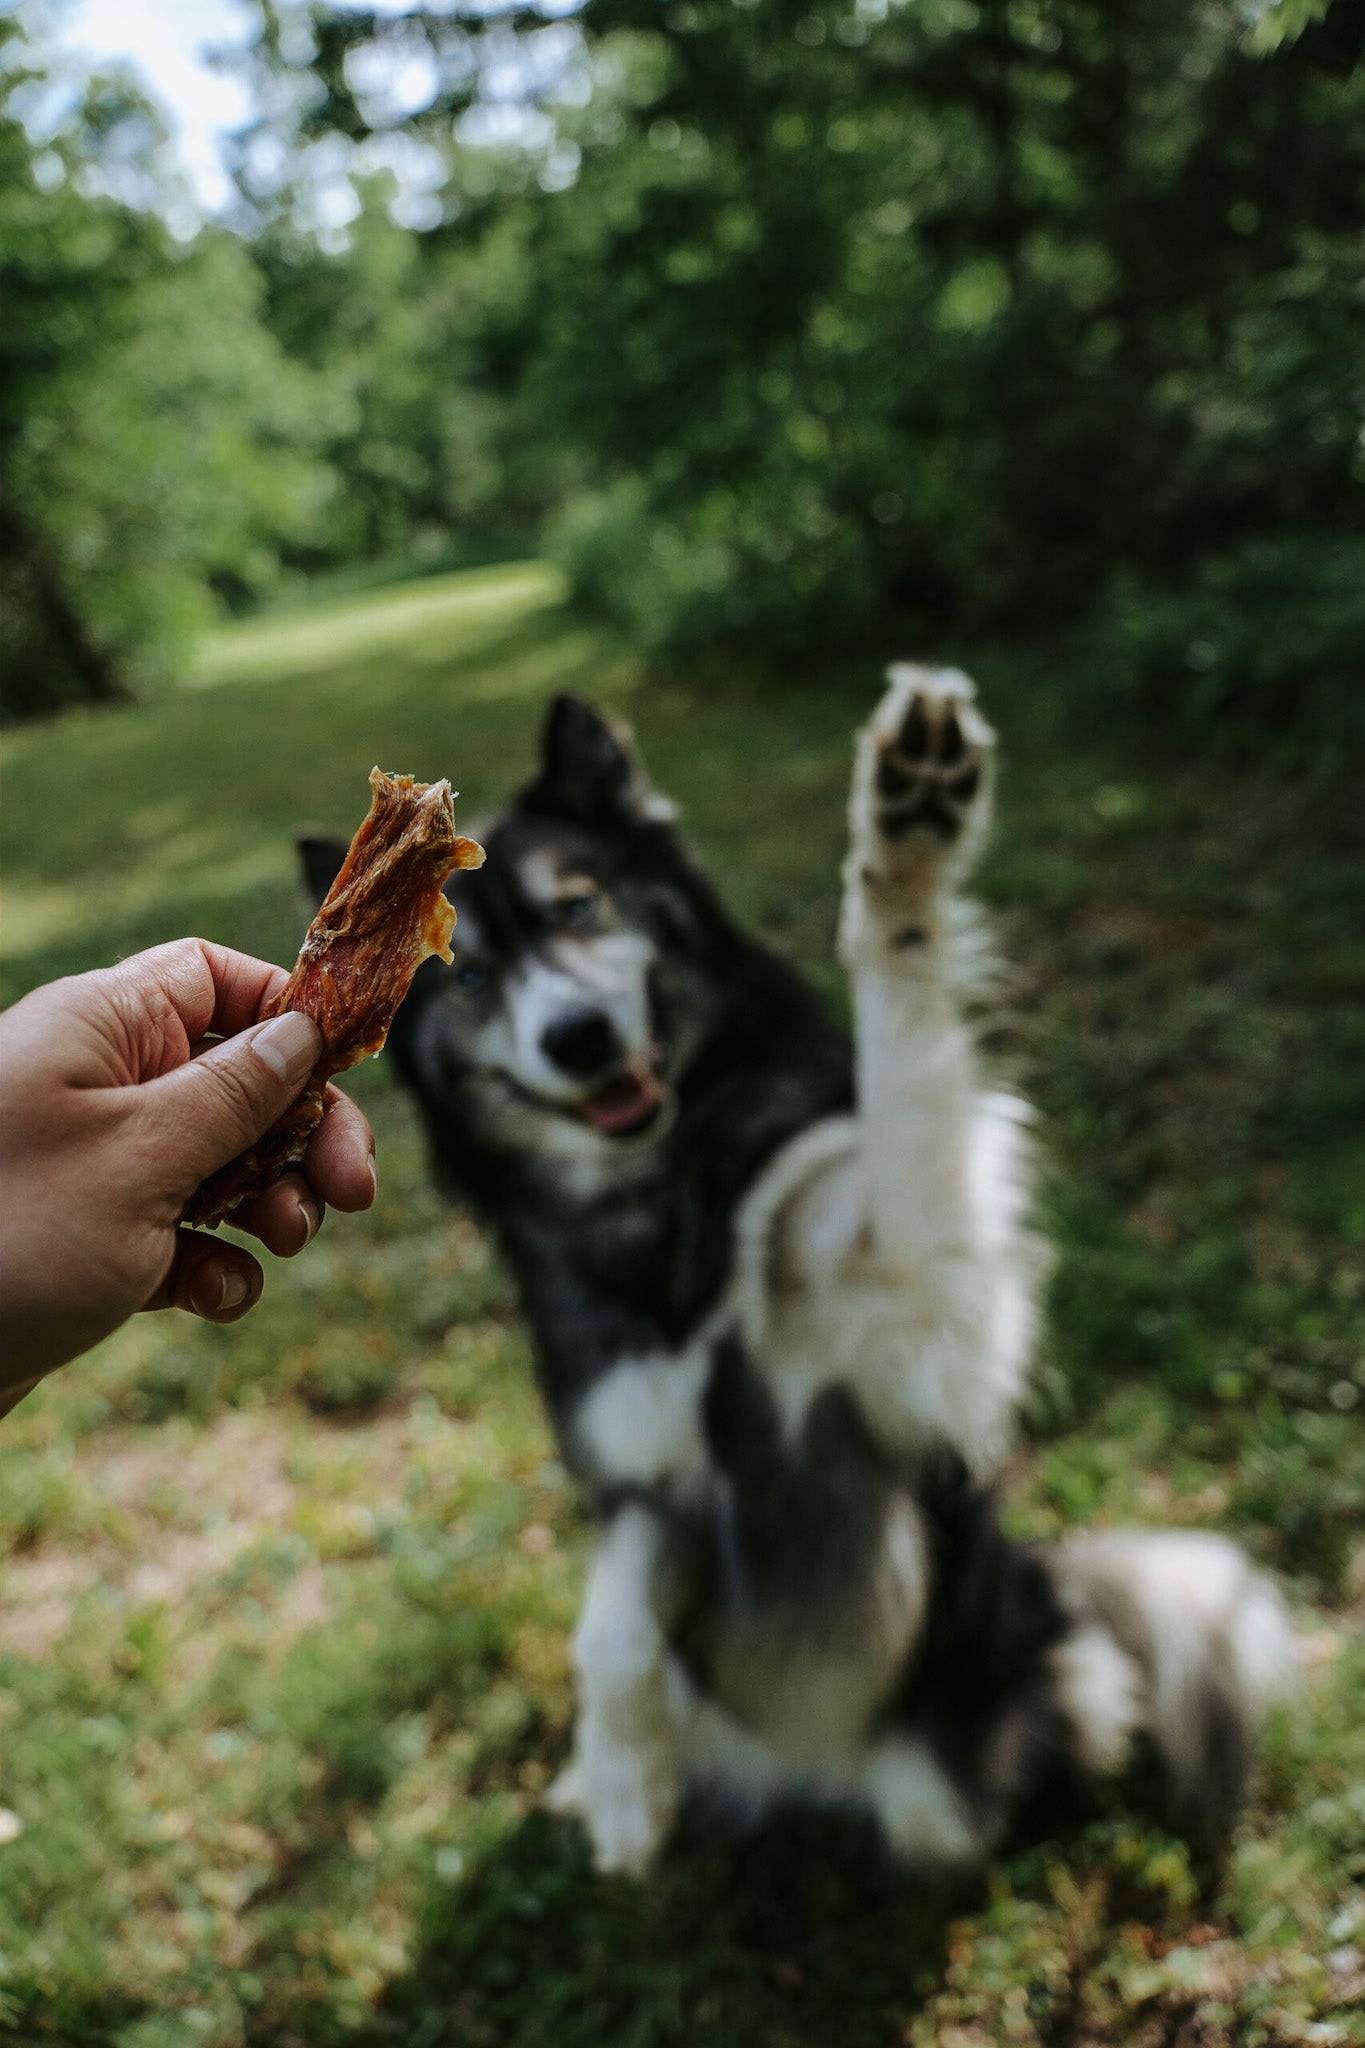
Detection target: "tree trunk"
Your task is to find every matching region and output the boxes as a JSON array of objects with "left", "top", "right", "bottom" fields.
[{"left": 0, "top": 500, "right": 127, "bottom": 706}]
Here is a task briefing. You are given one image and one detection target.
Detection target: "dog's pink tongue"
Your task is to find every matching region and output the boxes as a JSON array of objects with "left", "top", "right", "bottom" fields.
[{"left": 582, "top": 1060, "right": 663, "bottom": 1134}]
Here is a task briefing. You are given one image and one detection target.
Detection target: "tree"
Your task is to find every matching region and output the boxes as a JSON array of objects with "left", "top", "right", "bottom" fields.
[
  {"left": 0, "top": 36, "right": 333, "bottom": 718},
  {"left": 251, "top": 181, "right": 555, "bottom": 572},
  {"left": 248, "top": 0, "right": 1364, "bottom": 719},
  {"left": 522, "top": 0, "right": 1365, "bottom": 708}
]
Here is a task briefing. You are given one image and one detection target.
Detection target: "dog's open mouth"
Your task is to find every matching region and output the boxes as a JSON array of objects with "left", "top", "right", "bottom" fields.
[{"left": 579, "top": 1057, "right": 666, "bottom": 1137}]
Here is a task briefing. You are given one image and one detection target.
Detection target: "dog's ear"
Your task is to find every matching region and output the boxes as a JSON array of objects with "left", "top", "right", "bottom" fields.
[
  {"left": 520, "top": 694, "right": 672, "bottom": 828},
  {"left": 296, "top": 830, "right": 350, "bottom": 908}
]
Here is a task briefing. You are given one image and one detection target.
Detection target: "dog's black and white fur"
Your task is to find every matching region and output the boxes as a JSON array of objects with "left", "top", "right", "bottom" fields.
[{"left": 304, "top": 668, "right": 1292, "bottom": 1875}]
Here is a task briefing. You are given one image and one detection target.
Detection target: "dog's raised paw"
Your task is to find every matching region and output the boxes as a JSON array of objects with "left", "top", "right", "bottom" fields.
[
  {"left": 841, "top": 667, "right": 996, "bottom": 954},
  {"left": 873, "top": 682, "right": 990, "bottom": 846}
]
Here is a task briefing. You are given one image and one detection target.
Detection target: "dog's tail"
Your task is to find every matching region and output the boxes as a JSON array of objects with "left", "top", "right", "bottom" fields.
[{"left": 1047, "top": 1529, "right": 1295, "bottom": 1847}]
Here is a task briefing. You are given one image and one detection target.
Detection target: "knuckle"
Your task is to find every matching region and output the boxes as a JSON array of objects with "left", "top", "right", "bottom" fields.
[{"left": 199, "top": 1043, "right": 276, "bottom": 1133}]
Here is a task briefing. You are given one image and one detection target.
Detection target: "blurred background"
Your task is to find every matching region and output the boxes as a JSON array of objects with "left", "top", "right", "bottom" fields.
[
  {"left": 2, "top": 4, "right": 1364, "bottom": 2046},
  {"left": 4, "top": 0, "right": 1364, "bottom": 728}
]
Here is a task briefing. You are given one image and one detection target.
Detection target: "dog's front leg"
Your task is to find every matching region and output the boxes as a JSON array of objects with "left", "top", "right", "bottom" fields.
[
  {"left": 546, "top": 1503, "right": 681, "bottom": 1876},
  {"left": 835, "top": 668, "right": 1036, "bottom": 1471},
  {"left": 838, "top": 663, "right": 997, "bottom": 1272}
]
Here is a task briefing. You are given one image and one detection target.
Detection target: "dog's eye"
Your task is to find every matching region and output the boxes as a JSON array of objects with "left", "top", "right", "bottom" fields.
[
  {"left": 558, "top": 893, "right": 597, "bottom": 929},
  {"left": 454, "top": 958, "right": 493, "bottom": 997}
]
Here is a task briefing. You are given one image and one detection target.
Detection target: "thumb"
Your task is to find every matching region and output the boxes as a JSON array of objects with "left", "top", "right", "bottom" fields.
[{"left": 143, "top": 1011, "right": 323, "bottom": 1193}]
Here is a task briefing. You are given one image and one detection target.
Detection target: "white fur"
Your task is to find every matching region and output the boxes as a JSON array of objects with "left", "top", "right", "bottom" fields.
[
  {"left": 724, "top": 670, "right": 1040, "bottom": 1478},
  {"left": 859, "top": 1740, "right": 984, "bottom": 1864},
  {"left": 412, "top": 983, "right": 652, "bottom": 1201},
  {"left": 570, "top": 1334, "right": 714, "bottom": 1498},
  {"left": 412, "top": 909, "right": 671, "bottom": 1201},
  {"left": 550, "top": 1506, "right": 681, "bottom": 1874},
  {"left": 730, "top": 1103, "right": 1039, "bottom": 1479},
  {"left": 491, "top": 933, "right": 656, "bottom": 1109},
  {"left": 673, "top": 1667, "right": 981, "bottom": 1866},
  {"left": 1052, "top": 1529, "right": 1297, "bottom": 1789},
  {"left": 1050, "top": 1625, "right": 1144, "bottom": 1777},
  {"left": 824, "top": 668, "right": 1041, "bottom": 1474}
]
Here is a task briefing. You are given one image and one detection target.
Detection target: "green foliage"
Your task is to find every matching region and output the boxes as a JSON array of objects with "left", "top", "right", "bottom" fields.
[
  {"left": 8, "top": 3, "right": 1363, "bottom": 730},
  {"left": 2, "top": 567, "right": 1363, "bottom": 2044},
  {"left": 1080, "top": 532, "right": 1365, "bottom": 747},
  {"left": 1246, "top": 0, "right": 1336, "bottom": 53},
  {"left": 510, "top": 0, "right": 1365, "bottom": 712},
  {"left": 239, "top": 0, "right": 1365, "bottom": 720},
  {"left": 252, "top": 187, "right": 554, "bottom": 575},
  {"left": 0, "top": 48, "right": 333, "bottom": 719}
]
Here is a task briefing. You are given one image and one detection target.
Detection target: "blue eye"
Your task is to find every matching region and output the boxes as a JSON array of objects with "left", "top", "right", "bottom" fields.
[
  {"left": 455, "top": 959, "right": 492, "bottom": 997},
  {"left": 560, "top": 894, "right": 596, "bottom": 928}
]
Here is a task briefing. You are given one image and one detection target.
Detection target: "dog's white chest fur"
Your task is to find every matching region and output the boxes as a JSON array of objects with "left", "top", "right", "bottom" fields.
[
  {"left": 730, "top": 1093, "right": 1038, "bottom": 1479},
  {"left": 571, "top": 1334, "right": 714, "bottom": 1496}
]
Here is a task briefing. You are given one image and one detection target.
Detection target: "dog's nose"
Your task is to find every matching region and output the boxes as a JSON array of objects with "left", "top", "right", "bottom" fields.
[{"left": 540, "top": 1008, "right": 621, "bottom": 1078}]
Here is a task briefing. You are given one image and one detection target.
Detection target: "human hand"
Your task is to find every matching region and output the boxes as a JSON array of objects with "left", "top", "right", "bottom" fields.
[{"left": 0, "top": 939, "right": 375, "bottom": 1401}]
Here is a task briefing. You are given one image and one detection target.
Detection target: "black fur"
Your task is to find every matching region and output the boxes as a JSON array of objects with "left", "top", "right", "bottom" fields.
[
  {"left": 888, "top": 1449, "right": 1078, "bottom": 1834},
  {"left": 702, "top": 1331, "right": 899, "bottom": 1619}
]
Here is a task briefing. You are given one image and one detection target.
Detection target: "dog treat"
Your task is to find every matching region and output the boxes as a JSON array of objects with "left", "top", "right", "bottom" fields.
[{"left": 186, "top": 768, "right": 484, "bottom": 1228}]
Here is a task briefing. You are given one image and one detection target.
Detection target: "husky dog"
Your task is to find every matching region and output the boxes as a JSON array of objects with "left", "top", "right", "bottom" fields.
[{"left": 303, "top": 670, "right": 1292, "bottom": 1876}]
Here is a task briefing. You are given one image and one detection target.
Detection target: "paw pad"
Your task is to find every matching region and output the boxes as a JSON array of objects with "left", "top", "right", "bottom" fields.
[{"left": 875, "top": 693, "right": 983, "bottom": 842}]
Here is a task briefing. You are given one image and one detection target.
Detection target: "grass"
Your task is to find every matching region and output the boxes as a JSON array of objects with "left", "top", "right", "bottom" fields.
[{"left": 2, "top": 560, "right": 1363, "bottom": 2047}]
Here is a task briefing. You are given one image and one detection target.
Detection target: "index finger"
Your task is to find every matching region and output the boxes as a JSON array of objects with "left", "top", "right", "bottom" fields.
[
  {"left": 197, "top": 941, "right": 292, "bottom": 1038},
  {"left": 115, "top": 939, "right": 292, "bottom": 1044}
]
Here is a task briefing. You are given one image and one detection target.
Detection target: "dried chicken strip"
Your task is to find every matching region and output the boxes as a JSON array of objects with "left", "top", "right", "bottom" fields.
[{"left": 186, "top": 768, "right": 484, "bottom": 1228}]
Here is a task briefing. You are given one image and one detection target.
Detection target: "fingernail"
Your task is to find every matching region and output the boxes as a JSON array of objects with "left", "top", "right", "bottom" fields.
[
  {"left": 219, "top": 1269, "right": 249, "bottom": 1311},
  {"left": 366, "top": 1154, "right": 377, "bottom": 1202},
  {"left": 297, "top": 1197, "right": 321, "bottom": 1248},
  {"left": 192, "top": 1267, "right": 248, "bottom": 1317},
  {"left": 253, "top": 1011, "right": 322, "bottom": 1086}
]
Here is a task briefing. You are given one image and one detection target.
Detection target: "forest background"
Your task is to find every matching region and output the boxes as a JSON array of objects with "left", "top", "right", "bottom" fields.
[{"left": 4, "top": 0, "right": 1363, "bottom": 737}]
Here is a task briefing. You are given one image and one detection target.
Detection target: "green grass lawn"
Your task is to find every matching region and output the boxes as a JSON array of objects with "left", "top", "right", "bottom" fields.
[{"left": 2, "top": 563, "right": 1363, "bottom": 2048}]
